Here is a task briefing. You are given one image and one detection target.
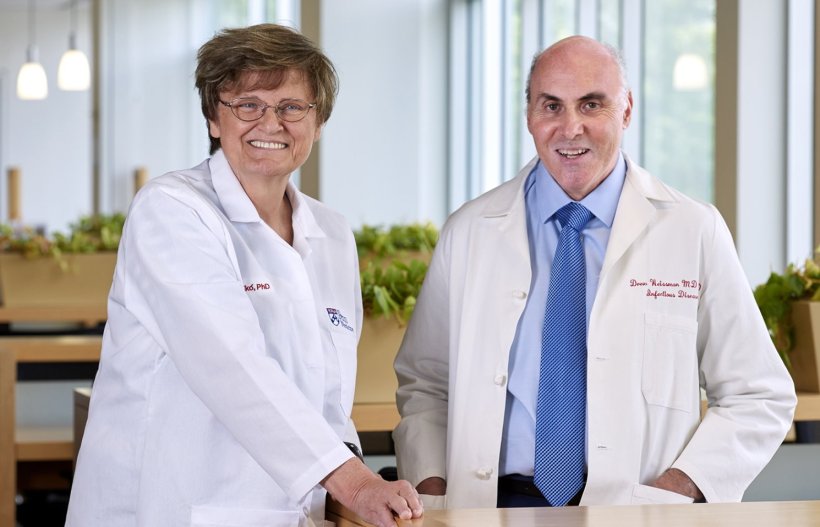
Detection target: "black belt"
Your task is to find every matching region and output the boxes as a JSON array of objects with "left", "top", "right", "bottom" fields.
[
  {"left": 498, "top": 474, "right": 544, "bottom": 498},
  {"left": 498, "top": 474, "right": 586, "bottom": 506}
]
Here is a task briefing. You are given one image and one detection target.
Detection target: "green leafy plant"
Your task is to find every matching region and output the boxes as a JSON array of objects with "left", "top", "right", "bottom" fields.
[
  {"left": 754, "top": 248, "right": 820, "bottom": 368},
  {"left": 360, "top": 259, "right": 428, "bottom": 325},
  {"left": 355, "top": 222, "right": 438, "bottom": 259},
  {"left": 356, "top": 223, "right": 438, "bottom": 325},
  {"left": 0, "top": 213, "right": 126, "bottom": 260}
]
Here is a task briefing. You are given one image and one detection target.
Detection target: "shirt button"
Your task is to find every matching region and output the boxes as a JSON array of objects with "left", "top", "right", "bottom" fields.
[
  {"left": 476, "top": 468, "right": 493, "bottom": 480},
  {"left": 513, "top": 290, "right": 527, "bottom": 299},
  {"left": 494, "top": 373, "right": 507, "bottom": 386}
]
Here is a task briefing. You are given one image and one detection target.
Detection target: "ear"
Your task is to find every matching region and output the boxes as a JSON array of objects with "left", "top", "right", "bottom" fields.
[
  {"left": 622, "top": 90, "right": 634, "bottom": 129},
  {"left": 525, "top": 103, "right": 535, "bottom": 135},
  {"left": 313, "top": 123, "right": 324, "bottom": 142},
  {"left": 208, "top": 118, "right": 222, "bottom": 139}
]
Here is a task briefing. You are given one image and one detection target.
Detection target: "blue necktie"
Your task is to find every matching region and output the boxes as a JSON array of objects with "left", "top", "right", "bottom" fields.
[{"left": 534, "top": 202, "right": 593, "bottom": 506}]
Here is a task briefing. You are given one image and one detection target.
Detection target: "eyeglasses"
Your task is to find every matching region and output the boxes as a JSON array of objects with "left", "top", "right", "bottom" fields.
[{"left": 219, "top": 97, "right": 317, "bottom": 123}]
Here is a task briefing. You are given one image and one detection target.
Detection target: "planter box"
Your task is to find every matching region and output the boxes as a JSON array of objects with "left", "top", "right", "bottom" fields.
[
  {"left": 0, "top": 253, "right": 117, "bottom": 308},
  {"left": 791, "top": 301, "right": 820, "bottom": 393},
  {"left": 356, "top": 316, "right": 406, "bottom": 404}
]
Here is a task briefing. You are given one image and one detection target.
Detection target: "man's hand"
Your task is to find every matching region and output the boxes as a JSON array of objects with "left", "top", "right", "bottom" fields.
[
  {"left": 416, "top": 477, "right": 446, "bottom": 496},
  {"left": 651, "top": 468, "right": 705, "bottom": 502},
  {"left": 322, "top": 458, "right": 424, "bottom": 527}
]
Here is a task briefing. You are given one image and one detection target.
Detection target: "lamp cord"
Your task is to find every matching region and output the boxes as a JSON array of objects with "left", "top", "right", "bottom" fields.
[{"left": 27, "top": 0, "right": 35, "bottom": 49}]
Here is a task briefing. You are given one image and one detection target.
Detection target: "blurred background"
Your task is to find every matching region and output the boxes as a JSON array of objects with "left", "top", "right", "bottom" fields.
[{"left": 0, "top": 0, "right": 818, "bottom": 525}]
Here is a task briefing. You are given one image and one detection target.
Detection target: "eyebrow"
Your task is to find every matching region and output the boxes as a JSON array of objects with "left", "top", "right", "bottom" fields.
[{"left": 537, "top": 91, "right": 610, "bottom": 103}]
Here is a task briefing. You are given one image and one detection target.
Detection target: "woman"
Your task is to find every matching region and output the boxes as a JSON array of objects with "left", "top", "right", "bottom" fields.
[{"left": 66, "top": 24, "right": 422, "bottom": 527}]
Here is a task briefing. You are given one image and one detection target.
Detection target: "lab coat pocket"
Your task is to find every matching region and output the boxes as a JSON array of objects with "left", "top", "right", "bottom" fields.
[
  {"left": 630, "top": 484, "right": 694, "bottom": 504},
  {"left": 190, "top": 505, "right": 301, "bottom": 527},
  {"left": 642, "top": 312, "right": 698, "bottom": 411},
  {"left": 419, "top": 493, "right": 447, "bottom": 510},
  {"left": 329, "top": 330, "right": 358, "bottom": 413}
]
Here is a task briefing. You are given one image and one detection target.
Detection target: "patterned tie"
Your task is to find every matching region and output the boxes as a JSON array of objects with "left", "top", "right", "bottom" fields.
[{"left": 534, "top": 202, "right": 593, "bottom": 506}]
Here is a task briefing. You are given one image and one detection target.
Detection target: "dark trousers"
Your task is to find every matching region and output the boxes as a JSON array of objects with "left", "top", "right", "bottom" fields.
[{"left": 497, "top": 474, "right": 585, "bottom": 508}]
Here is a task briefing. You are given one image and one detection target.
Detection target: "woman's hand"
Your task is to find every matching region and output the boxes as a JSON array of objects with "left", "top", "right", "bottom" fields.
[{"left": 322, "top": 458, "right": 424, "bottom": 527}]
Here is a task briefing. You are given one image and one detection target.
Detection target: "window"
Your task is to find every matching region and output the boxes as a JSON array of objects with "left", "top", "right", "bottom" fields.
[
  {"left": 449, "top": 0, "right": 716, "bottom": 207},
  {"left": 214, "top": 0, "right": 297, "bottom": 28},
  {"left": 643, "top": 0, "right": 715, "bottom": 203}
]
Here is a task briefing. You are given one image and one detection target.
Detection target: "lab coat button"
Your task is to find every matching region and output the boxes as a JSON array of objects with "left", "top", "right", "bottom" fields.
[
  {"left": 513, "top": 290, "right": 527, "bottom": 299},
  {"left": 494, "top": 373, "right": 507, "bottom": 386},
  {"left": 476, "top": 468, "right": 493, "bottom": 480}
]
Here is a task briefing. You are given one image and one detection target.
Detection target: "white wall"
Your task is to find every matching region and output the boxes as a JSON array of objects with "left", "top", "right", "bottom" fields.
[
  {"left": 97, "top": 0, "right": 213, "bottom": 215},
  {"left": 319, "top": 0, "right": 449, "bottom": 228},
  {"left": 0, "top": 3, "right": 93, "bottom": 233},
  {"left": 1, "top": 0, "right": 449, "bottom": 233}
]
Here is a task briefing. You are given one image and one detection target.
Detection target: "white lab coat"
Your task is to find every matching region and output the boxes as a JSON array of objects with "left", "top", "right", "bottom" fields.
[
  {"left": 393, "top": 155, "right": 796, "bottom": 508},
  {"left": 66, "top": 150, "right": 362, "bottom": 527}
]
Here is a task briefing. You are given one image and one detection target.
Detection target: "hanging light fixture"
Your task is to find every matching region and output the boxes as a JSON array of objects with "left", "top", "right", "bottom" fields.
[
  {"left": 16, "top": 0, "right": 48, "bottom": 100},
  {"left": 58, "top": 0, "right": 90, "bottom": 91}
]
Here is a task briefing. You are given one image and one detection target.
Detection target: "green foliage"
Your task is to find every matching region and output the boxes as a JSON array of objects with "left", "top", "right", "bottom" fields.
[
  {"left": 354, "top": 222, "right": 438, "bottom": 259},
  {"left": 355, "top": 223, "right": 439, "bottom": 325},
  {"left": 0, "top": 213, "right": 126, "bottom": 260},
  {"left": 360, "top": 259, "right": 428, "bottom": 325},
  {"left": 754, "top": 250, "right": 820, "bottom": 368}
]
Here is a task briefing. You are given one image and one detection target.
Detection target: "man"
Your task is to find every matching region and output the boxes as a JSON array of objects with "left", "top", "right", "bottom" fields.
[{"left": 393, "top": 36, "right": 796, "bottom": 509}]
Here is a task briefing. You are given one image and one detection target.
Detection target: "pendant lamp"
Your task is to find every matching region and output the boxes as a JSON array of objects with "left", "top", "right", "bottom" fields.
[
  {"left": 58, "top": 0, "right": 91, "bottom": 91},
  {"left": 16, "top": 0, "right": 48, "bottom": 100}
]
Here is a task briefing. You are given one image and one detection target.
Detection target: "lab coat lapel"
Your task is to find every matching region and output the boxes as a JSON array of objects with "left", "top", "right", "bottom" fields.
[
  {"left": 209, "top": 150, "right": 261, "bottom": 223},
  {"left": 471, "top": 160, "right": 534, "bottom": 381},
  {"left": 479, "top": 158, "right": 535, "bottom": 271},
  {"left": 600, "top": 156, "right": 676, "bottom": 278}
]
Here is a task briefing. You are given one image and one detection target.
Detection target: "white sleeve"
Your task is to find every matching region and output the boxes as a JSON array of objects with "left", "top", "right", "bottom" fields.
[
  {"left": 672, "top": 207, "right": 796, "bottom": 502},
  {"left": 393, "top": 222, "right": 452, "bottom": 486}
]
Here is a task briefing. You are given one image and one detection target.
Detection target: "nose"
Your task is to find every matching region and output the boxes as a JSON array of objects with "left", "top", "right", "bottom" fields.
[
  {"left": 559, "top": 109, "right": 584, "bottom": 139},
  {"left": 257, "top": 106, "right": 285, "bottom": 131}
]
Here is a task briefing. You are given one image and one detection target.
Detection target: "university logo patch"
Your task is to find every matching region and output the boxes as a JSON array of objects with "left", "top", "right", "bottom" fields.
[{"left": 326, "top": 308, "right": 354, "bottom": 332}]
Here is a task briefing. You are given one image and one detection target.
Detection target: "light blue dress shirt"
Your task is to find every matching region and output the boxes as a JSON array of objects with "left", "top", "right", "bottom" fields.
[{"left": 498, "top": 153, "right": 626, "bottom": 476}]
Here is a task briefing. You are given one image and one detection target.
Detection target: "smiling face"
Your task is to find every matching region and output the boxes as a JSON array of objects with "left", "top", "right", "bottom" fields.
[
  {"left": 526, "top": 37, "right": 632, "bottom": 201},
  {"left": 208, "top": 69, "right": 322, "bottom": 185}
]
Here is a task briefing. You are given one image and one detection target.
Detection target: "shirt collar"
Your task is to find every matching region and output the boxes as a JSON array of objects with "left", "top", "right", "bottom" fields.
[
  {"left": 209, "top": 149, "right": 326, "bottom": 240},
  {"left": 525, "top": 151, "right": 626, "bottom": 228},
  {"left": 209, "top": 149, "right": 260, "bottom": 223}
]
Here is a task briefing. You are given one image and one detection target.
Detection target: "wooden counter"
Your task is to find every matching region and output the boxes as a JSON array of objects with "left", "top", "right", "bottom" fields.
[
  {"left": 327, "top": 499, "right": 820, "bottom": 527},
  {"left": 0, "top": 305, "right": 106, "bottom": 326},
  {"left": 0, "top": 335, "right": 102, "bottom": 527},
  {"left": 354, "top": 393, "right": 820, "bottom": 435}
]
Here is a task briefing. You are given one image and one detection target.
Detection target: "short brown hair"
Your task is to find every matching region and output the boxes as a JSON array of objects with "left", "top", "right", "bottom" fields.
[{"left": 195, "top": 23, "right": 339, "bottom": 154}]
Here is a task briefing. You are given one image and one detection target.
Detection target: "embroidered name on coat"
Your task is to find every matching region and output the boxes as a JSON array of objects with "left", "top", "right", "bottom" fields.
[
  {"left": 244, "top": 283, "right": 271, "bottom": 292},
  {"left": 628, "top": 277, "right": 702, "bottom": 300}
]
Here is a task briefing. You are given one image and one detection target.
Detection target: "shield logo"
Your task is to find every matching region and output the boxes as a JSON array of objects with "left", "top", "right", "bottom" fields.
[{"left": 326, "top": 308, "right": 341, "bottom": 326}]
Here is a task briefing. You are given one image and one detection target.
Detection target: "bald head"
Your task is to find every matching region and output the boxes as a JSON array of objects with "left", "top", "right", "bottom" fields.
[
  {"left": 524, "top": 34, "right": 633, "bottom": 201},
  {"left": 525, "top": 36, "right": 629, "bottom": 104}
]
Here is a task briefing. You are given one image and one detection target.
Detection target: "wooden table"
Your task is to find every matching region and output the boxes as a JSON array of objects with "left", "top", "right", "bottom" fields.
[
  {"left": 327, "top": 499, "right": 820, "bottom": 526},
  {"left": 354, "top": 393, "right": 820, "bottom": 435},
  {"left": 0, "top": 335, "right": 102, "bottom": 527},
  {"left": 0, "top": 305, "right": 106, "bottom": 326},
  {"left": 793, "top": 392, "right": 820, "bottom": 421}
]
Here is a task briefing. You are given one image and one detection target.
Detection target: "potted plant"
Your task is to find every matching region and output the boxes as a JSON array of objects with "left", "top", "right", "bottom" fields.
[
  {"left": 0, "top": 214, "right": 124, "bottom": 309},
  {"left": 354, "top": 223, "right": 437, "bottom": 404},
  {"left": 754, "top": 249, "right": 820, "bottom": 392}
]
